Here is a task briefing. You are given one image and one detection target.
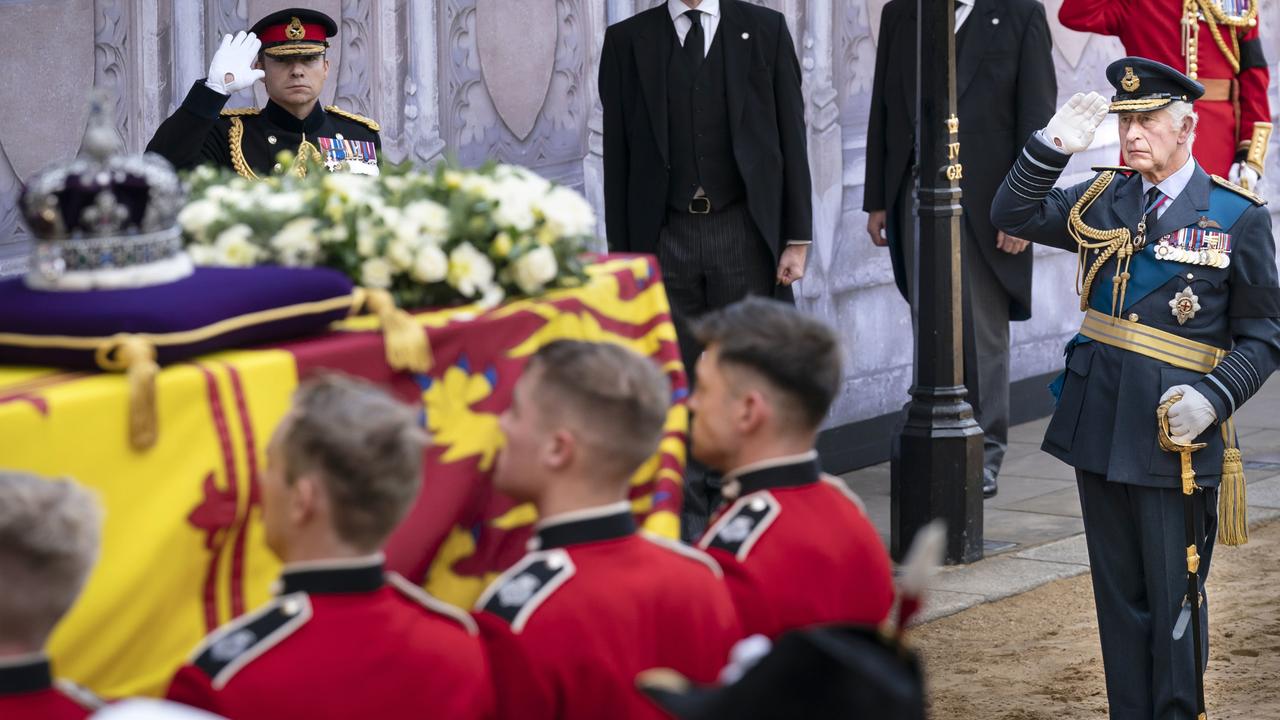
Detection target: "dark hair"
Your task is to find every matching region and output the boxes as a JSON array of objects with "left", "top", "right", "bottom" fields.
[
  {"left": 693, "top": 297, "right": 841, "bottom": 430},
  {"left": 527, "top": 340, "right": 671, "bottom": 478},
  {"left": 283, "top": 373, "right": 426, "bottom": 551}
]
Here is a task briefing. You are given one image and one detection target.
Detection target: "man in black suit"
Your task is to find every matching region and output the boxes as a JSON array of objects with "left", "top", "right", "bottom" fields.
[
  {"left": 864, "top": 0, "right": 1057, "bottom": 498},
  {"left": 599, "top": 0, "right": 813, "bottom": 537}
]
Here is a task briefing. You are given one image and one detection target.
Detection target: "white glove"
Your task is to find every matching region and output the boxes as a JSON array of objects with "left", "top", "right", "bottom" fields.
[
  {"left": 1229, "top": 161, "right": 1260, "bottom": 190},
  {"left": 1042, "top": 92, "right": 1110, "bottom": 154},
  {"left": 204, "top": 32, "right": 265, "bottom": 96},
  {"left": 718, "top": 634, "right": 772, "bottom": 685},
  {"left": 1161, "top": 384, "right": 1217, "bottom": 445}
]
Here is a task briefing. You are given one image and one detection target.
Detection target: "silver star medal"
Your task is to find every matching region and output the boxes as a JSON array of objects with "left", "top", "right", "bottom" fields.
[{"left": 1169, "top": 286, "right": 1201, "bottom": 325}]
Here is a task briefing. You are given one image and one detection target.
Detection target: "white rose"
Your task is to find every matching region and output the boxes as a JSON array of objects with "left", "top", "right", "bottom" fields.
[
  {"left": 386, "top": 238, "right": 416, "bottom": 271},
  {"left": 187, "top": 243, "right": 218, "bottom": 266},
  {"left": 447, "top": 242, "right": 496, "bottom": 298},
  {"left": 177, "top": 199, "right": 221, "bottom": 239},
  {"left": 213, "top": 224, "right": 263, "bottom": 267},
  {"left": 323, "top": 172, "right": 375, "bottom": 200},
  {"left": 458, "top": 173, "right": 498, "bottom": 200},
  {"left": 537, "top": 186, "right": 596, "bottom": 238},
  {"left": 403, "top": 200, "right": 450, "bottom": 243},
  {"left": 478, "top": 282, "right": 506, "bottom": 310},
  {"left": 260, "top": 192, "right": 305, "bottom": 216},
  {"left": 270, "top": 218, "right": 321, "bottom": 267},
  {"left": 356, "top": 222, "right": 380, "bottom": 258},
  {"left": 511, "top": 245, "right": 559, "bottom": 295},
  {"left": 360, "top": 257, "right": 394, "bottom": 289},
  {"left": 494, "top": 164, "right": 552, "bottom": 196},
  {"left": 412, "top": 245, "right": 448, "bottom": 283},
  {"left": 491, "top": 177, "right": 542, "bottom": 232}
]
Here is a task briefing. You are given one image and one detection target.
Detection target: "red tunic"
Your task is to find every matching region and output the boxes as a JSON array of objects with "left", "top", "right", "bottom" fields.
[
  {"left": 1059, "top": 0, "right": 1270, "bottom": 177},
  {"left": 698, "top": 454, "right": 896, "bottom": 639},
  {"left": 0, "top": 656, "right": 99, "bottom": 719},
  {"left": 473, "top": 506, "right": 742, "bottom": 720},
  {"left": 166, "top": 558, "right": 492, "bottom": 720}
]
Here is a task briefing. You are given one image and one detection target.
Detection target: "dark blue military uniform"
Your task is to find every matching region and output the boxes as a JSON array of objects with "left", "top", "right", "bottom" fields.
[{"left": 991, "top": 58, "right": 1280, "bottom": 720}]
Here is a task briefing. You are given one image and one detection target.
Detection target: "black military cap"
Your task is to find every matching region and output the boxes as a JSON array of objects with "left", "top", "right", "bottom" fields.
[
  {"left": 250, "top": 9, "right": 337, "bottom": 57},
  {"left": 637, "top": 625, "right": 926, "bottom": 720},
  {"left": 1106, "top": 57, "right": 1205, "bottom": 113}
]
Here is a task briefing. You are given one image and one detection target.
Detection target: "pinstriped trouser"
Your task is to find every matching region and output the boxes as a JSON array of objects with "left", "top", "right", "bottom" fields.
[{"left": 657, "top": 203, "right": 777, "bottom": 540}]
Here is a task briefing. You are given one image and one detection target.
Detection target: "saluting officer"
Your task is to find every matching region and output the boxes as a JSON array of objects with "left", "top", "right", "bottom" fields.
[
  {"left": 147, "top": 8, "right": 381, "bottom": 179},
  {"left": 991, "top": 58, "right": 1280, "bottom": 719},
  {"left": 165, "top": 375, "right": 491, "bottom": 719},
  {"left": 689, "top": 298, "right": 895, "bottom": 639}
]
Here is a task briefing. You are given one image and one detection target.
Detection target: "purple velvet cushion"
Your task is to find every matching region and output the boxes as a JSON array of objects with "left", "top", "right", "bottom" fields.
[{"left": 0, "top": 266, "right": 354, "bottom": 369}]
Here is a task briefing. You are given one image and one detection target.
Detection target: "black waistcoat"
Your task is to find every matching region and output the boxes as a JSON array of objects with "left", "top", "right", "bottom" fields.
[{"left": 666, "top": 26, "right": 746, "bottom": 210}]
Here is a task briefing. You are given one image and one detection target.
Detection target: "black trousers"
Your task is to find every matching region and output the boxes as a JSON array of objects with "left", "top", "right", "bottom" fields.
[
  {"left": 1076, "top": 470, "right": 1217, "bottom": 720},
  {"left": 657, "top": 203, "right": 777, "bottom": 541}
]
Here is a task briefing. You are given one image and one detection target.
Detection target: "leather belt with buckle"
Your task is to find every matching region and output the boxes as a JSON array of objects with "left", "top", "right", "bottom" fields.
[{"left": 688, "top": 197, "right": 712, "bottom": 214}]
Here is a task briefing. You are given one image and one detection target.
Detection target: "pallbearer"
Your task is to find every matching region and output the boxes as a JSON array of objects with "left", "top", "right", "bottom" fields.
[
  {"left": 991, "top": 57, "right": 1280, "bottom": 719},
  {"left": 147, "top": 8, "right": 381, "bottom": 178}
]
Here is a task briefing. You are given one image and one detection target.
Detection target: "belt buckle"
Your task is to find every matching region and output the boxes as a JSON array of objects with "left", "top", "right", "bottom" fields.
[{"left": 689, "top": 197, "right": 712, "bottom": 214}]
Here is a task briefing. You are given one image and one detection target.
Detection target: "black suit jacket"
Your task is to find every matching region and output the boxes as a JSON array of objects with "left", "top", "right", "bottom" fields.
[
  {"left": 864, "top": 0, "right": 1056, "bottom": 321},
  {"left": 599, "top": 1, "right": 812, "bottom": 261}
]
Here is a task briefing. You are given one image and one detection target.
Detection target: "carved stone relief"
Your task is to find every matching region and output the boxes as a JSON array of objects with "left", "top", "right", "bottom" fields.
[{"left": 476, "top": 0, "right": 559, "bottom": 140}]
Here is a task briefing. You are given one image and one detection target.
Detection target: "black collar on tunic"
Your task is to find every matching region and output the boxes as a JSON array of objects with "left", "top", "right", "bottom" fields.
[
  {"left": 535, "top": 509, "right": 636, "bottom": 550},
  {"left": 0, "top": 656, "right": 52, "bottom": 695},
  {"left": 264, "top": 99, "right": 327, "bottom": 135},
  {"left": 279, "top": 558, "right": 385, "bottom": 595},
  {"left": 734, "top": 456, "right": 822, "bottom": 497}
]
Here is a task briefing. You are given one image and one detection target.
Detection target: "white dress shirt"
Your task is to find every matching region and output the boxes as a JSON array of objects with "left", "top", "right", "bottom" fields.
[
  {"left": 669, "top": 0, "right": 721, "bottom": 57},
  {"left": 955, "top": 0, "right": 976, "bottom": 31},
  {"left": 1141, "top": 152, "right": 1196, "bottom": 219}
]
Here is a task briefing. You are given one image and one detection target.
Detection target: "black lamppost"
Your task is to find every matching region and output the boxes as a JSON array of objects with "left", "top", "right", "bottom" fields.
[{"left": 890, "top": 0, "right": 984, "bottom": 564}]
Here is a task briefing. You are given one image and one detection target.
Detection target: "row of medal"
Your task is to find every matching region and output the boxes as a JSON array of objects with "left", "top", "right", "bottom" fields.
[{"left": 1152, "top": 227, "right": 1232, "bottom": 269}]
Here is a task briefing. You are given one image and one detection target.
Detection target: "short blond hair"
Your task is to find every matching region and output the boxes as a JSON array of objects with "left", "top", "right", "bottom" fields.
[
  {"left": 0, "top": 471, "right": 102, "bottom": 647},
  {"left": 282, "top": 373, "right": 427, "bottom": 551},
  {"left": 527, "top": 341, "right": 671, "bottom": 479}
]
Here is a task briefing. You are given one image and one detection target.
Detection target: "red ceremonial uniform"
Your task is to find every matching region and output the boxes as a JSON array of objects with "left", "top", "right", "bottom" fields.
[
  {"left": 697, "top": 452, "right": 896, "bottom": 639},
  {"left": 473, "top": 504, "right": 742, "bottom": 720},
  {"left": 1059, "top": 0, "right": 1271, "bottom": 177},
  {"left": 0, "top": 655, "right": 100, "bottom": 719},
  {"left": 166, "top": 557, "right": 493, "bottom": 719}
]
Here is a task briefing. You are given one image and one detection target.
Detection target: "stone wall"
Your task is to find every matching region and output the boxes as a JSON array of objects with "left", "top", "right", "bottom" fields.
[{"left": 1, "top": 0, "right": 1277, "bottom": 430}]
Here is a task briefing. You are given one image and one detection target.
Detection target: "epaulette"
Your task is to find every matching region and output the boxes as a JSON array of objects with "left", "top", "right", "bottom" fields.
[
  {"left": 53, "top": 679, "right": 103, "bottom": 711},
  {"left": 1091, "top": 165, "right": 1135, "bottom": 174},
  {"left": 325, "top": 105, "right": 381, "bottom": 132},
  {"left": 190, "top": 593, "right": 312, "bottom": 690},
  {"left": 640, "top": 530, "right": 724, "bottom": 578},
  {"left": 697, "top": 491, "right": 780, "bottom": 562},
  {"left": 386, "top": 572, "right": 478, "bottom": 636},
  {"left": 475, "top": 550, "right": 574, "bottom": 633},
  {"left": 820, "top": 473, "right": 868, "bottom": 514},
  {"left": 1211, "top": 174, "right": 1267, "bottom": 206},
  {"left": 219, "top": 107, "right": 261, "bottom": 117}
]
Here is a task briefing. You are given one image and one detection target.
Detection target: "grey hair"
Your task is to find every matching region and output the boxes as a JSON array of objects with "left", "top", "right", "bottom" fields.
[
  {"left": 1164, "top": 101, "right": 1198, "bottom": 146},
  {"left": 0, "top": 471, "right": 103, "bottom": 647}
]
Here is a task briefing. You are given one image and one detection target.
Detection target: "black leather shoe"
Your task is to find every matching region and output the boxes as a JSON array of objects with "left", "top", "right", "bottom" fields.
[{"left": 982, "top": 473, "right": 998, "bottom": 499}]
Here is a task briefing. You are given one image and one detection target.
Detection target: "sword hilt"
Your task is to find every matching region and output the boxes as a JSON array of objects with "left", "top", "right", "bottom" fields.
[{"left": 1157, "top": 395, "right": 1208, "bottom": 495}]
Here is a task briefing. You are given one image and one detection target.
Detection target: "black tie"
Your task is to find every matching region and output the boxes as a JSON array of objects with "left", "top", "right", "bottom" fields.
[
  {"left": 683, "top": 10, "right": 704, "bottom": 72},
  {"left": 1138, "top": 187, "right": 1164, "bottom": 248}
]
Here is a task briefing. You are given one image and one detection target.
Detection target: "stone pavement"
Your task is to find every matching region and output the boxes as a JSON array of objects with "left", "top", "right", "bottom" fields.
[{"left": 838, "top": 376, "right": 1280, "bottom": 625}]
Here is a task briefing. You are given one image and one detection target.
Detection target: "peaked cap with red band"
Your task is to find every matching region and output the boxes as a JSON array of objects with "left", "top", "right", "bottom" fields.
[{"left": 250, "top": 8, "right": 337, "bottom": 57}]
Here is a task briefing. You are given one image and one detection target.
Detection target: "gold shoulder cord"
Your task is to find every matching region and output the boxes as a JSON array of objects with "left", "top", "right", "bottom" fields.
[
  {"left": 228, "top": 117, "right": 260, "bottom": 181},
  {"left": 1068, "top": 171, "right": 1143, "bottom": 316},
  {"left": 1191, "top": 0, "right": 1257, "bottom": 74}
]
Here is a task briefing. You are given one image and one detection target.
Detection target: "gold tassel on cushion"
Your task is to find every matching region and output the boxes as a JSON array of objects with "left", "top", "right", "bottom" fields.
[
  {"left": 358, "top": 288, "right": 431, "bottom": 373},
  {"left": 1218, "top": 421, "right": 1248, "bottom": 546},
  {"left": 95, "top": 334, "right": 160, "bottom": 451}
]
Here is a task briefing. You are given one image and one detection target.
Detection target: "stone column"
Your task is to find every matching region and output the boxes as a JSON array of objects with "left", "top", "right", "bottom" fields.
[
  {"left": 580, "top": 0, "right": 616, "bottom": 252},
  {"left": 0, "top": 143, "right": 24, "bottom": 276},
  {"left": 405, "top": 0, "right": 447, "bottom": 164},
  {"left": 171, "top": 0, "right": 206, "bottom": 112},
  {"left": 795, "top": 0, "right": 842, "bottom": 312}
]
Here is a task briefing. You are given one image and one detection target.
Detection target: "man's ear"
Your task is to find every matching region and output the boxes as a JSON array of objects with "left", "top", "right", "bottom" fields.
[
  {"left": 545, "top": 428, "right": 576, "bottom": 471},
  {"left": 291, "top": 472, "right": 321, "bottom": 525},
  {"left": 738, "top": 388, "right": 772, "bottom": 435}
]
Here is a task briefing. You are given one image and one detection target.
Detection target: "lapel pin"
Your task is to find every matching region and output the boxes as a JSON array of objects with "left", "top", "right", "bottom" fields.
[
  {"left": 992, "top": 17, "right": 1000, "bottom": 24},
  {"left": 742, "top": 32, "right": 750, "bottom": 39}
]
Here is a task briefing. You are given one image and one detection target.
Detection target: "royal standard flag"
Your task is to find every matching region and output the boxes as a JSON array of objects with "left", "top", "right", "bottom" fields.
[{"left": 0, "top": 255, "right": 685, "bottom": 698}]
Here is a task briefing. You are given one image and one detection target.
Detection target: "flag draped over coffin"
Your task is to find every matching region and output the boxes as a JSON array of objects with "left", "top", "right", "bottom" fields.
[{"left": 0, "top": 255, "right": 686, "bottom": 698}]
